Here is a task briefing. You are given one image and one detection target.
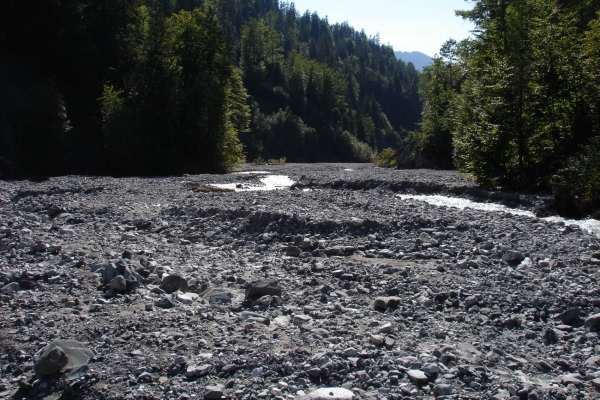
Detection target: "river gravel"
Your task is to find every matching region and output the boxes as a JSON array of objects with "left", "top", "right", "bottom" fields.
[{"left": 1, "top": 163, "right": 599, "bottom": 400}]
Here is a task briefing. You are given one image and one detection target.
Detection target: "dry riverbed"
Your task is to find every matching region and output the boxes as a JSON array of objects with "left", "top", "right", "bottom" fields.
[{"left": 1, "top": 163, "right": 600, "bottom": 400}]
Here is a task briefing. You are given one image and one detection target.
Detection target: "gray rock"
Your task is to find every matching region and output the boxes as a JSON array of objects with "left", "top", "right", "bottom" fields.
[
  {"left": 155, "top": 297, "right": 176, "bottom": 309},
  {"left": 121, "top": 232, "right": 137, "bottom": 241},
  {"left": 286, "top": 246, "right": 302, "bottom": 257},
  {"left": 109, "top": 275, "right": 127, "bottom": 292},
  {"left": 241, "top": 311, "right": 270, "bottom": 325},
  {"left": 173, "top": 292, "right": 194, "bottom": 304},
  {"left": 560, "top": 307, "right": 581, "bottom": 325},
  {"left": 245, "top": 279, "right": 282, "bottom": 299},
  {"left": 293, "top": 314, "right": 312, "bottom": 325},
  {"left": 423, "top": 363, "right": 440, "bottom": 374},
  {"left": 407, "top": 369, "right": 428, "bottom": 383},
  {"left": 208, "top": 291, "right": 233, "bottom": 304},
  {"left": 160, "top": 274, "right": 188, "bottom": 294},
  {"left": 204, "top": 385, "right": 224, "bottom": 399},
  {"left": 585, "top": 313, "right": 600, "bottom": 328},
  {"left": 35, "top": 346, "right": 69, "bottom": 375},
  {"left": 370, "top": 334, "right": 385, "bottom": 345},
  {"left": 303, "top": 388, "right": 356, "bottom": 400},
  {"left": 1, "top": 282, "right": 20, "bottom": 294},
  {"left": 102, "top": 263, "right": 119, "bottom": 285},
  {"left": 186, "top": 364, "right": 212, "bottom": 378},
  {"left": 35, "top": 340, "right": 94, "bottom": 375},
  {"left": 502, "top": 250, "right": 524, "bottom": 263},
  {"left": 542, "top": 328, "right": 559, "bottom": 343},
  {"left": 432, "top": 384, "right": 453, "bottom": 397},
  {"left": 373, "top": 296, "right": 402, "bottom": 310}
]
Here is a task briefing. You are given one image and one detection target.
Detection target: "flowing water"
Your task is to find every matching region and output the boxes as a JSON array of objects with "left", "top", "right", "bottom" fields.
[
  {"left": 213, "top": 172, "right": 600, "bottom": 236},
  {"left": 397, "top": 193, "right": 600, "bottom": 237},
  {"left": 211, "top": 174, "right": 295, "bottom": 192}
]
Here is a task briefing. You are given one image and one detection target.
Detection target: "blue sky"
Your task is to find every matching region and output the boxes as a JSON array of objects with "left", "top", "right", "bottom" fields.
[{"left": 289, "top": 0, "right": 475, "bottom": 57}]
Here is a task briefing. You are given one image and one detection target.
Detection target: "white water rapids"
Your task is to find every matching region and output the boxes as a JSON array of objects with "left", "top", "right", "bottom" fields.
[
  {"left": 398, "top": 193, "right": 600, "bottom": 237},
  {"left": 212, "top": 172, "right": 600, "bottom": 236}
]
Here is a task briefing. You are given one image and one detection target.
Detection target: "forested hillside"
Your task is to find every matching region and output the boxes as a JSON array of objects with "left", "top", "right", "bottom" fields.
[
  {"left": 411, "top": 0, "right": 600, "bottom": 215},
  {"left": 394, "top": 51, "right": 433, "bottom": 71},
  {"left": 0, "top": 0, "right": 421, "bottom": 177}
]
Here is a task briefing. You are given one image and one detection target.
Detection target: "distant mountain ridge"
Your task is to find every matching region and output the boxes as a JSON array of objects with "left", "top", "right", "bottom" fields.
[{"left": 395, "top": 51, "right": 433, "bottom": 71}]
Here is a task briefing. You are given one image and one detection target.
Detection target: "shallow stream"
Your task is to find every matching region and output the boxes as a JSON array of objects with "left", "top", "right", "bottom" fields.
[{"left": 213, "top": 172, "right": 600, "bottom": 236}]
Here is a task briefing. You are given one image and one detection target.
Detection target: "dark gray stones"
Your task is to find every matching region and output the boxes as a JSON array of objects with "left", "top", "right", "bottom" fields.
[
  {"left": 5, "top": 167, "right": 600, "bottom": 400},
  {"left": 160, "top": 274, "right": 188, "bottom": 294},
  {"left": 35, "top": 346, "right": 69, "bottom": 375},
  {"left": 245, "top": 279, "right": 281, "bottom": 299},
  {"left": 102, "top": 263, "right": 119, "bottom": 285},
  {"left": 35, "top": 340, "right": 94, "bottom": 375},
  {"left": 502, "top": 250, "right": 524, "bottom": 263},
  {"left": 285, "top": 246, "right": 301, "bottom": 257},
  {"left": 109, "top": 275, "right": 127, "bottom": 292},
  {"left": 374, "top": 296, "right": 402, "bottom": 310},
  {"left": 560, "top": 307, "right": 581, "bottom": 325},
  {"left": 155, "top": 297, "right": 176, "bottom": 309},
  {"left": 432, "top": 384, "right": 453, "bottom": 397},
  {"left": 542, "top": 328, "right": 559, "bottom": 344},
  {"left": 1, "top": 282, "right": 20, "bottom": 294}
]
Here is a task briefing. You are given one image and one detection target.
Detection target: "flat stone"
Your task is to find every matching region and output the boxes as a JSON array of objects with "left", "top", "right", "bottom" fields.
[
  {"left": 407, "top": 369, "right": 428, "bottom": 384},
  {"left": 245, "top": 279, "right": 282, "bottom": 299},
  {"left": 121, "top": 232, "right": 137, "bottom": 241},
  {"left": 173, "top": 292, "right": 194, "bottom": 304},
  {"left": 1, "top": 282, "right": 20, "bottom": 294},
  {"left": 35, "top": 340, "right": 94, "bottom": 375},
  {"left": 186, "top": 364, "right": 212, "bottom": 378},
  {"left": 293, "top": 314, "right": 312, "bottom": 325},
  {"left": 208, "top": 291, "right": 233, "bottom": 304}
]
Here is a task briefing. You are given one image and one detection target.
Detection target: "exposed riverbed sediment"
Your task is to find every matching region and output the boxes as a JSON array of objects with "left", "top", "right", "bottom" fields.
[{"left": 1, "top": 164, "right": 599, "bottom": 399}]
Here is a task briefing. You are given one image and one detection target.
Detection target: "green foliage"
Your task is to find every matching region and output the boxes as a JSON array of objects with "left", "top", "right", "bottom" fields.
[
  {"left": 442, "top": 0, "right": 600, "bottom": 192},
  {"left": 559, "top": 136, "right": 600, "bottom": 200},
  {"left": 373, "top": 148, "right": 398, "bottom": 168},
  {"left": 252, "top": 157, "right": 266, "bottom": 165},
  {"left": 0, "top": 0, "right": 422, "bottom": 176},
  {"left": 267, "top": 157, "right": 287, "bottom": 165}
]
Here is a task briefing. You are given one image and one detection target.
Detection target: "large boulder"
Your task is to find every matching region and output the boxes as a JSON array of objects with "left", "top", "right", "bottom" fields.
[{"left": 34, "top": 340, "right": 94, "bottom": 375}]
